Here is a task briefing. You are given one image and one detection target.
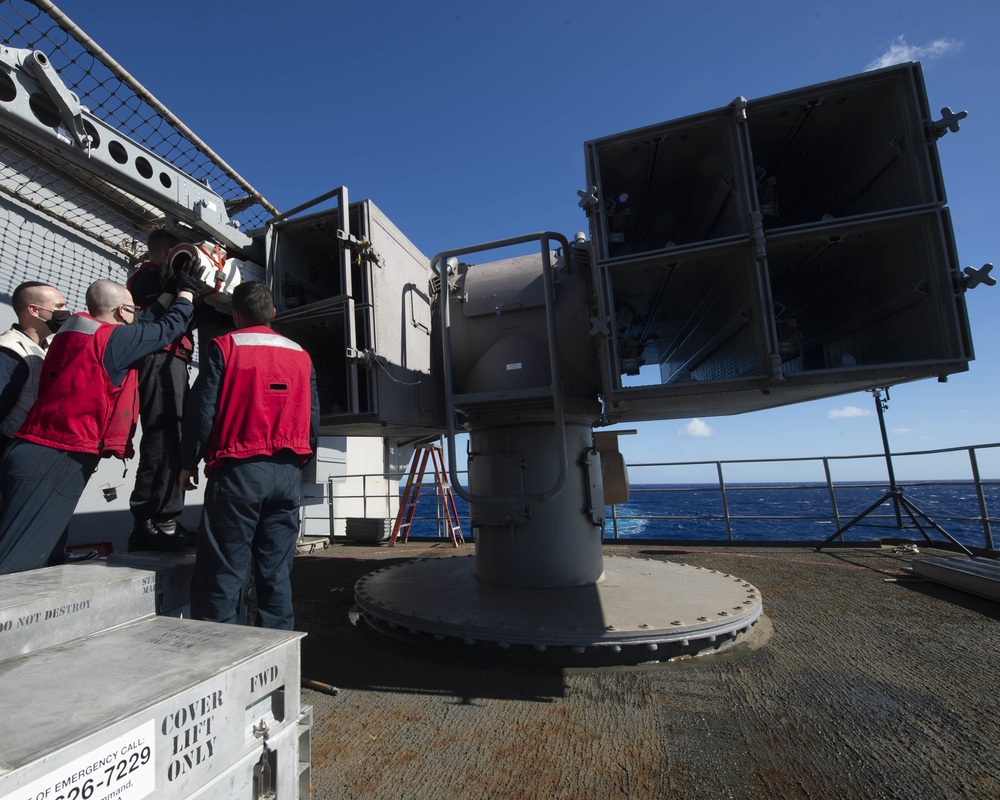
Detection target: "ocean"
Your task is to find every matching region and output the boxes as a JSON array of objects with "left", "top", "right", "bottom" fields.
[{"left": 407, "top": 481, "right": 999, "bottom": 550}]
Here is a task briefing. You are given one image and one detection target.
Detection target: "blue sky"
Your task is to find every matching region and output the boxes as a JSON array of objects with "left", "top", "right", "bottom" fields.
[{"left": 63, "top": 0, "right": 1000, "bottom": 480}]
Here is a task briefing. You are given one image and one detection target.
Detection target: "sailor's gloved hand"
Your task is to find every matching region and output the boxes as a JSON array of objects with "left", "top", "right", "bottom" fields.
[
  {"left": 159, "top": 259, "right": 175, "bottom": 292},
  {"left": 173, "top": 253, "right": 202, "bottom": 295}
]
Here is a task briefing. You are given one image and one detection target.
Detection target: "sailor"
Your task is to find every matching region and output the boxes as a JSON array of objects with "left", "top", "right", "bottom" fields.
[
  {"left": 0, "top": 261, "right": 201, "bottom": 575},
  {"left": 0, "top": 282, "right": 70, "bottom": 452},
  {"left": 125, "top": 225, "right": 196, "bottom": 551},
  {"left": 180, "top": 281, "right": 318, "bottom": 631}
]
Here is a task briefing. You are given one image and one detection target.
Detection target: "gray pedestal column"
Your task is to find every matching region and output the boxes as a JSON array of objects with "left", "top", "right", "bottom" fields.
[{"left": 469, "top": 418, "right": 604, "bottom": 588}]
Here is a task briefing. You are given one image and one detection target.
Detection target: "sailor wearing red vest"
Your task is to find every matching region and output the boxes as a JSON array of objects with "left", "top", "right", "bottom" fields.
[
  {"left": 0, "top": 265, "right": 200, "bottom": 575},
  {"left": 180, "top": 281, "right": 318, "bottom": 631}
]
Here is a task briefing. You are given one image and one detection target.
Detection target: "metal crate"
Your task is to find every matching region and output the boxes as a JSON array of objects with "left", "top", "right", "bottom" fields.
[
  {"left": 0, "top": 562, "right": 154, "bottom": 660},
  {"left": 0, "top": 615, "right": 304, "bottom": 799}
]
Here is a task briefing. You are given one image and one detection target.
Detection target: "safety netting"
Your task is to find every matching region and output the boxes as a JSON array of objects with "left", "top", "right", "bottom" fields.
[{"left": 0, "top": 0, "right": 274, "bottom": 259}]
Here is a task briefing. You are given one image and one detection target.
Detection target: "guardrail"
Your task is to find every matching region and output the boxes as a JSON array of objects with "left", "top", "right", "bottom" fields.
[{"left": 305, "top": 442, "right": 1000, "bottom": 552}]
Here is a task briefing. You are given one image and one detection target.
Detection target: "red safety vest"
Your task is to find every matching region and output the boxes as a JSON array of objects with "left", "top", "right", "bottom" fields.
[
  {"left": 127, "top": 261, "right": 194, "bottom": 360},
  {"left": 204, "top": 326, "right": 313, "bottom": 474},
  {"left": 17, "top": 313, "right": 138, "bottom": 459}
]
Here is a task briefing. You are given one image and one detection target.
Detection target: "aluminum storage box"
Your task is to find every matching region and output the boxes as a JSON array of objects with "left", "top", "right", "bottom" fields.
[
  {"left": 0, "top": 616, "right": 304, "bottom": 799},
  {"left": 0, "top": 563, "right": 154, "bottom": 661},
  {"left": 106, "top": 552, "right": 197, "bottom": 618}
]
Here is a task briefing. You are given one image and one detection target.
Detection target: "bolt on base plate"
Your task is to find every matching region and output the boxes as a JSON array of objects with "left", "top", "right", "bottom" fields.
[{"left": 355, "top": 555, "right": 763, "bottom": 666}]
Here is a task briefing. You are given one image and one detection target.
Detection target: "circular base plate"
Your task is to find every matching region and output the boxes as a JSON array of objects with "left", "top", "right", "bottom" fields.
[{"left": 355, "top": 555, "right": 763, "bottom": 665}]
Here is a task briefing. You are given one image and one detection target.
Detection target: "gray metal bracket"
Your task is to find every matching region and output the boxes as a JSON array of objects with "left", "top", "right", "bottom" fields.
[
  {"left": 337, "top": 228, "right": 385, "bottom": 268},
  {"left": 19, "top": 49, "right": 90, "bottom": 151}
]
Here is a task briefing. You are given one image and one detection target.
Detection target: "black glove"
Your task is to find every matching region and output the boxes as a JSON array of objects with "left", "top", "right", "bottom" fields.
[
  {"left": 172, "top": 253, "right": 202, "bottom": 295},
  {"left": 158, "top": 259, "right": 175, "bottom": 293}
]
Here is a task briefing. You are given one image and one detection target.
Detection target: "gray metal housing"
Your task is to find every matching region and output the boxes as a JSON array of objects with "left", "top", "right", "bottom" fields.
[
  {"left": 269, "top": 195, "right": 443, "bottom": 438},
  {"left": 583, "top": 62, "right": 973, "bottom": 423}
]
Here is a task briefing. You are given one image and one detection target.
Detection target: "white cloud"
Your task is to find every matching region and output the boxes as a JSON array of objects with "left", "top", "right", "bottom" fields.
[
  {"left": 890, "top": 427, "right": 912, "bottom": 434},
  {"left": 827, "top": 406, "right": 873, "bottom": 420},
  {"left": 677, "top": 418, "right": 714, "bottom": 438},
  {"left": 866, "top": 35, "right": 963, "bottom": 70}
]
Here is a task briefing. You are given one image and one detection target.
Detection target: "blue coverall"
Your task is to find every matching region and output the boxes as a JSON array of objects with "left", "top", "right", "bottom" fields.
[{"left": 180, "top": 341, "right": 319, "bottom": 630}]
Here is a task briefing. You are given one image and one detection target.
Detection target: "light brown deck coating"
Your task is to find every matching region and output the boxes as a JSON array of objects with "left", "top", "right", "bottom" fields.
[{"left": 294, "top": 541, "right": 1000, "bottom": 799}]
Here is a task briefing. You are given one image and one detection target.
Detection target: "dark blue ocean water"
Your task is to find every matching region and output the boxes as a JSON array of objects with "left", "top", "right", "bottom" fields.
[
  {"left": 603, "top": 483, "right": 999, "bottom": 548},
  {"left": 406, "top": 481, "right": 1000, "bottom": 549}
]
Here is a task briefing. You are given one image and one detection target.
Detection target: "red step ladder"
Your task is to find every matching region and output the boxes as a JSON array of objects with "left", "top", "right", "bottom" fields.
[{"left": 390, "top": 445, "right": 464, "bottom": 547}]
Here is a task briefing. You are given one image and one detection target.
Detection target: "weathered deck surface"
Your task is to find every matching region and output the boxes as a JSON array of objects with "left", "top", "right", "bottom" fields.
[{"left": 293, "top": 541, "right": 1000, "bottom": 799}]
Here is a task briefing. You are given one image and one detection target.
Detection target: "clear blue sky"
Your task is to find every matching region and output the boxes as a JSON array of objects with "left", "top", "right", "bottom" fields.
[{"left": 64, "top": 0, "right": 1000, "bottom": 481}]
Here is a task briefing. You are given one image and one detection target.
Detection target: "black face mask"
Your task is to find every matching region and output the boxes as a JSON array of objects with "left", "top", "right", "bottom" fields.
[{"left": 44, "top": 309, "right": 71, "bottom": 334}]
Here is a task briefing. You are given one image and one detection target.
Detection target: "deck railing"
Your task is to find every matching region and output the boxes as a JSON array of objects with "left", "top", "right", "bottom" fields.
[
  {"left": 609, "top": 442, "right": 999, "bottom": 551},
  {"left": 308, "top": 441, "right": 1000, "bottom": 552}
]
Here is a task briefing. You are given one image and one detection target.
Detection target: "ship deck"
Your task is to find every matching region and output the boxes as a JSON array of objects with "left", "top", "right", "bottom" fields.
[{"left": 293, "top": 539, "right": 1000, "bottom": 799}]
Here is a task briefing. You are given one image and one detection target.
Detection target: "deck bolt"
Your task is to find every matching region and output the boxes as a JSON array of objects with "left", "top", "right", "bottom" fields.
[
  {"left": 605, "top": 625, "right": 615, "bottom": 631},
  {"left": 698, "top": 616, "right": 708, "bottom": 621},
  {"left": 671, "top": 620, "right": 682, "bottom": 626},
  {"left": 719, "top": 611, "right": 729, "bottom": 616}
]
